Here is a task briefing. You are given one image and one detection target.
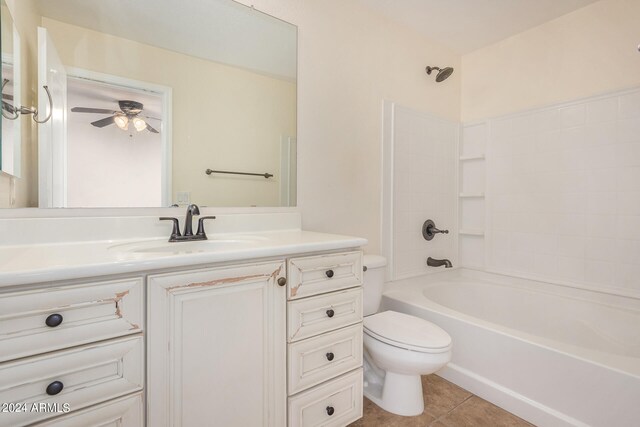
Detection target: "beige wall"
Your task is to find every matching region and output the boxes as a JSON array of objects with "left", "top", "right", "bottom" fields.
[
  {"left": 43, "top": 18, "right": 296, "bottom": 208},
  {"left": 462, "top": 0, "right": 640, "bottom": 122},
  {"left": 233, "top": 0, "right": 461, "bottom": 252},
  {"left": 0, "top": 0, "right": 39, "bottom": 207}
]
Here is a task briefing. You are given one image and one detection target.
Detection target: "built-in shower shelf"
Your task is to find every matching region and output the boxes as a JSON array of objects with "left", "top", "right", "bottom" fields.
[
  {"left": 459, "top": 154, "right": 485, "bottom": 161},
  {"left": 459, "top": 192, "right": 485, "bottom": 198},
  {"left": 459, "top": 229, "right": 485, "bottom": 236}
]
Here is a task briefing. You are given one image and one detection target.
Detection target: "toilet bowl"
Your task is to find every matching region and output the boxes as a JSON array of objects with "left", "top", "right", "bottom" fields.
[{"left": 362, "top": 255, "right": 452, "bottom": 416}]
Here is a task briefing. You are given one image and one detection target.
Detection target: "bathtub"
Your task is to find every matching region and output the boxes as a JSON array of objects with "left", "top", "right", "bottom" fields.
[{"left": 381, "top": 269, "right": 640, "bottom": 427}]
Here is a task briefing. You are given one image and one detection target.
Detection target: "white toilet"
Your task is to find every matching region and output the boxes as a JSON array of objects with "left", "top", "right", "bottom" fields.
[{"left": 362, "top": 255, "right": 452, "bottom": 416}]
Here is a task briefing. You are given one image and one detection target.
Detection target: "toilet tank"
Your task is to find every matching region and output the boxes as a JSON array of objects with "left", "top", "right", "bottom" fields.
[{"left": 362, "top": 255, "right": 387, "bottom": 316}]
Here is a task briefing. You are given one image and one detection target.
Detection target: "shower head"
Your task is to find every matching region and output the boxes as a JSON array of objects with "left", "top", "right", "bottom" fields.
[{"left": 426, "top": 66, "right": 454, "bottom": 82}]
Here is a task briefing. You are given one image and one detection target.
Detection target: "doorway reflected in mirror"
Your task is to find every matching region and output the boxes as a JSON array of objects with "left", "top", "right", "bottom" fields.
[{"left": 66, "top": 75, "right": 166, "bottom": 207}]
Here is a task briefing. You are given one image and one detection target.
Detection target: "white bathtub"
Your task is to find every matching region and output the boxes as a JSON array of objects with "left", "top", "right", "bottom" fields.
[{"left": 381, "top": 269, "right": 640, "bottom": 427}]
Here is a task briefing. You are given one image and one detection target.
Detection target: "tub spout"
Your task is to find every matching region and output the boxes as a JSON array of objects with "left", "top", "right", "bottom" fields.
[{"left": 427, "top": 257, "right": 452, "bottom": 268}]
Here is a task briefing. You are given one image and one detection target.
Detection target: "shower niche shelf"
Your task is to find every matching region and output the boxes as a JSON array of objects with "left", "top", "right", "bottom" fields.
[
  {"left": 459, "top": 154, "right": 485, "bottom": 161},
  {"left": 458, "top": 121, "right": 488, "bottom": 270}
]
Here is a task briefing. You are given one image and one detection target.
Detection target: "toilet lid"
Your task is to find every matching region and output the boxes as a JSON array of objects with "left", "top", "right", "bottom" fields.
[{"left": 364, "top": 311, "right": 451, "bottom": 353}]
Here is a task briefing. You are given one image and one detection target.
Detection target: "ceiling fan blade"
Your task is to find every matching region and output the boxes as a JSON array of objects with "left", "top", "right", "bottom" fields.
[
  {"left": 90, "top": 116, "right": 117, "bottom": 128},
  {"left": 140, "top": 114, "right": 162, "bottom": 121},
  {"left": 72, "top": 107, "right": 117, "bottom": 114},
  {"left": 145, "top": 123, "right": 160, "bottom": 134},
  {"left": 2, "top": 93, "right": 14, "bottom": 101}
]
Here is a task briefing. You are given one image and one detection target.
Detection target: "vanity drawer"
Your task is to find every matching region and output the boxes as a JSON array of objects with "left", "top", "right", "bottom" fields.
[
  {"left": 0, "top": 278, "right": 143, "bottom": 363},
  {"left": 288, "top": 368, "right": 363, "bottom": 427},
  {"left": 0, "top": 335, "right": 144, "bottom": 427},
  {"left": 32, "top": 392, "right": 143, "bottom": 427},
  {"left": 288, "top": 287, "right": 362, "bottom": 342},
  {"left": 288, "top": 324, "right": 363, "bottom": 394},
  {"left": 287, "top": 251, "right": 363, "bottom": 300}
]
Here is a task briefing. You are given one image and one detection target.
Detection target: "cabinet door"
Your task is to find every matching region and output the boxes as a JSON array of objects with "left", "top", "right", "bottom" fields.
[{"left": 147, "top": 261, "right": 286, "bottom": 427}]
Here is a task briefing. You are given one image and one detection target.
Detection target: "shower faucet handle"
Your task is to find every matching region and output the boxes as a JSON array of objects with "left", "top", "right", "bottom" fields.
[{"left": 422, "top": 219, "right": 449, "bottom": 241}]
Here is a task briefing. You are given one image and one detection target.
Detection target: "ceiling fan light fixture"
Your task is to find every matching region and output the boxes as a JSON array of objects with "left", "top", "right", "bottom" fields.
[
  {"left": 114, "top": 115, "right": 129, "bottom": 130},
  {"left": 133, "top": 117, "right": 147, "bottom": 132}
]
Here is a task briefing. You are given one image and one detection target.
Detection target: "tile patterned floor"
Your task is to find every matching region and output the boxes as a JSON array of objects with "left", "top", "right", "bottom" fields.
[{"left": 348, "top": 375, "right": 534, "bottom": 427}]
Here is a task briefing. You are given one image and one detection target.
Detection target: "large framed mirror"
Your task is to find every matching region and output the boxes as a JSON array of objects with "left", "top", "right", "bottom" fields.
[{"left": 1, "top": 0, "right": 297, "bottom": 208}]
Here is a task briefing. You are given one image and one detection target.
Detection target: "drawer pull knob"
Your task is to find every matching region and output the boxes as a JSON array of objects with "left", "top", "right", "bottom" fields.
[
  {"left": 326, "top": 309, "right": 335, "bottom": 318},
  {"left": 326, "top": 406, "right": 335, "bottom": 416},
  {"left": 45, "top": 313, "right": 63, "bottom": 327},
  {"left": 46, "top": 381, "right": 64, "bottom": 396},
  {"left": 326, "top": 352, "right": 335, "bottom": 361},
  {"left": 277, "top": 277, "right": 287, "bottom": 287},
  {"left": 325, "top": 270, "right": 334, "bottom": 278}
]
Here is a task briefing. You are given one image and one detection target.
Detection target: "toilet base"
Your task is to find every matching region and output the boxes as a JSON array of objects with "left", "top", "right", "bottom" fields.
[{"left": 363, "top": 358, "right": 425, "bottom": 416}]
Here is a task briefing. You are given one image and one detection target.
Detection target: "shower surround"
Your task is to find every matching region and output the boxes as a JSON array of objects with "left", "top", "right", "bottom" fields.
[
  {"left": 384, "top": 88, "right": 640, "bottom": 298},
  {"left": 382, "top": 101, "right": 459, "bottom": 280},
  {"left": 482, "top": 88, "right": 640, "bottom": 298}
]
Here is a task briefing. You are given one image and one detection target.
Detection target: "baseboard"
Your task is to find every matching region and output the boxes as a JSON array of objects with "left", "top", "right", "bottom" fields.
[{"left": 438, "top": 364, "right": 588, "bottom": 427}]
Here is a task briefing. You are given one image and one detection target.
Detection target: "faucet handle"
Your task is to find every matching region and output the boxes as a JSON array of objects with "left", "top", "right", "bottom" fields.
[
  {"left": 422, "top": 219, "right": 449, "bottom": 241},
  {"left": 160, "top": 217, "right": 182, "bottom": 241},
  {"left": 196, "top": 216, "right": 217, "bottom": 239},
  {"left": 430, "top": 226, "right": 449, "bottom": 234}
]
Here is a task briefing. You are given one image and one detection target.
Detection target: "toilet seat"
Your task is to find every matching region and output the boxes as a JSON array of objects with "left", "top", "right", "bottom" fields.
[{"left": 364, "top": 311, "right": 451, "bottom": 353}]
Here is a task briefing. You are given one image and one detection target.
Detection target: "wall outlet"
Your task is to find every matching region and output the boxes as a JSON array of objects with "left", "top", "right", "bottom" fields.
[{"left": 176, "top": 192, "right": 191, "bottom": 204}]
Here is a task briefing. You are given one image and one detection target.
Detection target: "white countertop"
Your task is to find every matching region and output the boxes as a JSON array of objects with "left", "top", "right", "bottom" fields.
[{"left": 0, "top": 230, "right": 367, "bottom": 287}]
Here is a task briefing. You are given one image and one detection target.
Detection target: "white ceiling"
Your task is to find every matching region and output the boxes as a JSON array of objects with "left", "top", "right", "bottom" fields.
[
  {"left": 35, "top": 0, "right": 297, "bottom": 81},
  {"left": 358, "top": 0, "right": 600, "bottom": 54}
]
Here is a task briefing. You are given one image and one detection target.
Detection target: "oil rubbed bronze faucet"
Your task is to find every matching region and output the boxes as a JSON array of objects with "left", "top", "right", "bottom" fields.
[
  {"left": 160, "top": 204, "right": 216, "bottom": 242},
  {"left": 427, "top": 257, "right": 453, "bottom": 268},
  {"left": 183, "top": 204, "right": 200, "bottom": 237}
]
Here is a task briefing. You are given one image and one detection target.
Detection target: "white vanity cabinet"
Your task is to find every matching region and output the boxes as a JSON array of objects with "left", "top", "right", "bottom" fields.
[
  {"left": 0, "top": 247, "right": 364, "bottom": 427},
  {"left": 147, "top": 260, "right": 287, "bottom": 427},
  {"left": 286, "top": 251, "right": 364, "bottom": 427},
  {"left": 146, "top": 251, "right": 364, "bottom": 427}
]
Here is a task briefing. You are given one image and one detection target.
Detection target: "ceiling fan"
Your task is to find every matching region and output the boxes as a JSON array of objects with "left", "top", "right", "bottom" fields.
[{"left": 71, "top": 100, "right": 161, "bottom": 133}]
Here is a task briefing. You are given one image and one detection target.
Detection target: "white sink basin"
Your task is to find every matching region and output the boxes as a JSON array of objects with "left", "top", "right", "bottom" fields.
[{"left": 109, "top": 236, "right": 266, "bottom": 255}]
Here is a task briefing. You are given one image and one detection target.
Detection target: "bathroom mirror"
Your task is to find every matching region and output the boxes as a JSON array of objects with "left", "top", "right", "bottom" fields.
[
  {"left": 3, "top": 0, "right": 297, "bottom": 208},
  {"left": 1, "top": 0, "right": 22, "bottom": 178}
]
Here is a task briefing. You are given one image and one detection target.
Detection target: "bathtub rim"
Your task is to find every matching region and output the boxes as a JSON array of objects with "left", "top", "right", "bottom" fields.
[
  {"left": 383, "top": 270, "right": 640, "bottom": 379},
  {"left": 387, "top": 268, "right": 640, "bottom": 312}
]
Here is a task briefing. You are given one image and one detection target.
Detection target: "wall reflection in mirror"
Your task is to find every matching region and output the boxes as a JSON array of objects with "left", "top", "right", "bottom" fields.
[
  {"left": 0, "top": 0, "right": 297, "bottom": 208},
  {"left": 1, "top": 0, "right": 22, "bottom": 179}
]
